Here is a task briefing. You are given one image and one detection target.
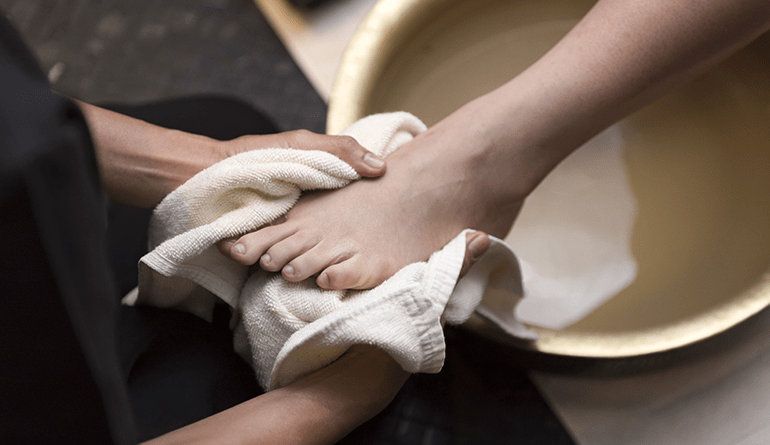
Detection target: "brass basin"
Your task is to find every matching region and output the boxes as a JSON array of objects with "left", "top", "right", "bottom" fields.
[{"left": 328, "top": 0, "right": 770, "bottom": 370}]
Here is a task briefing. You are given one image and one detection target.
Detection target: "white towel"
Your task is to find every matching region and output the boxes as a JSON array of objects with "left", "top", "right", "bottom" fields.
[{"left": 128, "top": 112, "right": 535, "bottom": 390}]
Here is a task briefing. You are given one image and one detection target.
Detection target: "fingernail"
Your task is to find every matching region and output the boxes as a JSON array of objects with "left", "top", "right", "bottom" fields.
[
  {"left": 283, "top": 265, "right": 295, "bottom": 276},
  {"left": 363, "top": 152, "right": 385, "bottom": 169},
  {"left": 261, "top": 253, "right": 271, "bottom": 263},
  {"left": 232, "top": 243, "right": 246, "bottom": 255}
]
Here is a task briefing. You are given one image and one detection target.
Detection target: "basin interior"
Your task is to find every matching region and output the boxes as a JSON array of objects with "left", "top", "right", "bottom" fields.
[{"left": 355, "top": 0, "right": 770, "bottom": 335}]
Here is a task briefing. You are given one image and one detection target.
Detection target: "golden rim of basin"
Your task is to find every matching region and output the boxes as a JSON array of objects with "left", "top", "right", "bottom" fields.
[{"left": 328, "top": 0, "right": 770, "bottom": 363}]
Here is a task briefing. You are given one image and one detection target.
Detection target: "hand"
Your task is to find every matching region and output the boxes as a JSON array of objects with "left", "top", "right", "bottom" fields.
[
  {"left": 220, "top": 130, "right": 387, "bottom": 178},
  {"left": 76, "top": 100, "right": 387, "bottom": 208}
]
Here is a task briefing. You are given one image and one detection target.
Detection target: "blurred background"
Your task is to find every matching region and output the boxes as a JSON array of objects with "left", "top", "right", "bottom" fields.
[{"left": 0, "top": 0, "right": 327, "bottom": 132}]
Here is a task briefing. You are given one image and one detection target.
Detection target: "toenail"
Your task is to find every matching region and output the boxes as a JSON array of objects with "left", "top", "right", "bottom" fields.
[
  {"left": 468, "top": 235, "right": 486, "bottom": 260},
  {"left": 232, "top": 243, "right": 246, "bottom": 255},
  {"left": 261, "top": 254, "right": 271, "bottom": 263},
  {"left": 283, "top": 265, "right": 295, "bottom": 276}
]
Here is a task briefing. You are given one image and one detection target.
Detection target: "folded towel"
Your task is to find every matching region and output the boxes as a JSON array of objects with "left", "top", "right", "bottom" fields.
[{"left": 128, "top": 112, "right": 535, "bottom": 390}]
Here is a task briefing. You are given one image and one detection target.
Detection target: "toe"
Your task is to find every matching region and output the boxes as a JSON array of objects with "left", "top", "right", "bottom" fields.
[
  {"left": 216, "top": 237, "right": 238, "bottom": 258},
  {"left": 460, "top": 231, "right": 490, "bottom": 278},
  {"left": 260, "top": 233, "right": 319, "bottom": 272},
  {"left": 281, "top": 244, "right": 348, "bottom": 282},
  {"left": 228, "top": 224, "right": 294, "bottom": 265},
  {"left": 318, "top": 255, "right": 386, "bottom": 290}
]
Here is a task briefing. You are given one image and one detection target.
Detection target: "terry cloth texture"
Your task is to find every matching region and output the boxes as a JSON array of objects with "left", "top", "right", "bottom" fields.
[{"left": 130, "top": 112, "right": 535, "bottom": 390}]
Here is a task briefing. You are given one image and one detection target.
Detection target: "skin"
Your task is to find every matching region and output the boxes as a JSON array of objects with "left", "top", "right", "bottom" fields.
[
  {"left": 221, "top": 0, "right": 770, "bottom": 291},
  {"left": 75, "top": 100, "right": 389, "bottom": 208},
  {"left": 141, "top": 345, "right": 410, "bottom": 445},
  {"left": 77, "top": 99, "right": 491, "bottom": 443}
]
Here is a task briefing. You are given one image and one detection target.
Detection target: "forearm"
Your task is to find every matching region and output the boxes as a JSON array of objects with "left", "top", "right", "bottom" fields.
[
  {"left": 74, "top": 99, "right": 388, "bottom": 208},
  {"left": 447, "top": 0, "right": 770, "bottom": 195},
  {"left": 143, "top": 345, "right": 408, "bottom": 445},
  {"left": 75, "top": 100, "right": 219, "bottom": 208}
]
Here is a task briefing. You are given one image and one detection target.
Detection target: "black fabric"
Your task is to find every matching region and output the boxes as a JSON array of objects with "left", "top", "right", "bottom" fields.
[
  {"left": 0, "top": 15, "right": 136, "bottom": 444},
  {"left": 0, "top": 15, "right": 270, "bottom": 443},
  {"left": 338, "top": 327, "right": 576, "bottom": 445},
  {"left": 0, "top": 14, "right": 46, "bottom": 82},
  {"left": 0, "top": 176, "right": 130, "bottom": 445},
  {"left": 103, "top": 96, "right": 278, "bottom": 143},
  {"left": 119, "top": 305, "right": 262, "bottom": 441}
]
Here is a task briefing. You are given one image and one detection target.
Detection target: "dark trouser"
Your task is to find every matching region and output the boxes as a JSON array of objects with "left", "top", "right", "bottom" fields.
[{"left": 1, "top": 94, "right": 275, "bottom": 444}]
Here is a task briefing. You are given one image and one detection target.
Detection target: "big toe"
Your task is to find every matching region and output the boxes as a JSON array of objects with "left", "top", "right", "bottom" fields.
[
  {"left": 460, "top": 231, "right": 490, "bottom": 278},
  {"left": 317, "top": 256, "right": 391, "bottom": 290}
]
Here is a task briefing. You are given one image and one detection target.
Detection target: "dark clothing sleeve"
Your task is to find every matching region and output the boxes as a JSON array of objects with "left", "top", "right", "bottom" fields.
[{"left": 0, "top": 14, "right": 138, "bottom": 445}]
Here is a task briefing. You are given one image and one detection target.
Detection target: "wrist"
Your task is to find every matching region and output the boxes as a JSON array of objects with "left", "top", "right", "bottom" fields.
[
  {"left": 300, "top": 345, "right": 407, "bottom": 410},
  {"left": 163, "top": 127, "right": 221, "bottom": 178},
  {"left": 77, "top": 100, "right": 223, "bottom": 207},
  {"left": 118, "top": 127, "right": 219, "bottom": 207}
]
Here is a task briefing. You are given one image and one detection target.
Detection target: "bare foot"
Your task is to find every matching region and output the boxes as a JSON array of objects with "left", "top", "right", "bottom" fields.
[
  {"left": 221, "top": 225, "right": 490, "bottom": 282},
  {"left": 217, "top": 114, "right": 523, "bottom": 290},
  {"left": 221, "top": 124, "right": 521, "bottom": 289}
]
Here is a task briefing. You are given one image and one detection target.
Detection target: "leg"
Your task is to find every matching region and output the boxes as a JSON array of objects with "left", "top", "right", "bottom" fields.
[{"left": 222, "top": 0, "right": 770, "bottom": 290}]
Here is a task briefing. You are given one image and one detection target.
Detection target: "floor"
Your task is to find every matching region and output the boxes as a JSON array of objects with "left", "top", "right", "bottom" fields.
[{"left": 1, "top": 1, "right": 576, "bottom": 443}]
